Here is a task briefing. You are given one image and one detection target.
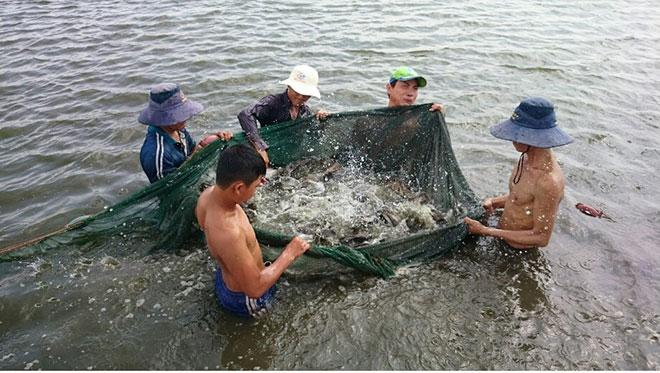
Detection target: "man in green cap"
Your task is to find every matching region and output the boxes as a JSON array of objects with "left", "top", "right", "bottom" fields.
[
  {"left": 387, "top": 66, "right": 445, "bottom": 114},
  {"left": 353, "top": 66, "right": 446, "bottom": 159}
]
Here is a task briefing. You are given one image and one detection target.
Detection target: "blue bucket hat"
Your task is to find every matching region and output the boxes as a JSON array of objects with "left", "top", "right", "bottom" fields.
[
  {"left": 138, "top": 83, "right": 204, "bottom": 127},
  {"left": 489, "top": 97, "right": 574, "bottom": 148}
]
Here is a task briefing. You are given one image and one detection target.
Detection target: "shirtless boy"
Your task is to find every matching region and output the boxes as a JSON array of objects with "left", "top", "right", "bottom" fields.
[
  {"left": 195, "top": 144, "right": 310, "bottom": 317},
  {"left": 464, "top": 97, "right": 574, "bottom": 249}
]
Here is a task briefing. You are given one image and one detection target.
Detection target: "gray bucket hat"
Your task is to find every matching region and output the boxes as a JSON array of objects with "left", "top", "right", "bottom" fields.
[
  {"left": 138, "top": 83, "right": 204, "bottom": 127},
  {"left": 489, "top": 97, "right": 574, "bottom": 148}
]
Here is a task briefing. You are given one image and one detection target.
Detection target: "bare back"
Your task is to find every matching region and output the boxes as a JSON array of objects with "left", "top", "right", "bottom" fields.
[{"left": 196, "top": 186, "right": 265, "bottom": 292}]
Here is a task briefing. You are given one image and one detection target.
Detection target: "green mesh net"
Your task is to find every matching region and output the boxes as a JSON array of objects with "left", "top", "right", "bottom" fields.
[{"left": 0, "top": 104, "right": 483, "bottom": 278}]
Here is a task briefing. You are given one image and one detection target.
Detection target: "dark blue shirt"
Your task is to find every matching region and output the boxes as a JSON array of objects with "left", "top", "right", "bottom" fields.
[
  {"left": 237, "top": 89, "right": 311, "bottom": 151},
  {"left": 140, "top": 126, "right": 196, "bottom": 183}
]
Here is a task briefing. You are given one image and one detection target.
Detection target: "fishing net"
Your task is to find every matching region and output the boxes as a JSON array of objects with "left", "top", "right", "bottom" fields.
[{"left": 0, "top": 104, "right": 483, "bottom": 278}]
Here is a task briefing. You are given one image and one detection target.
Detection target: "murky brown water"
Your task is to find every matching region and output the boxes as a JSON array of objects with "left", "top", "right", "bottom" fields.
[{"left": 1, "top": 0, "right": 659, "bottom": 369}]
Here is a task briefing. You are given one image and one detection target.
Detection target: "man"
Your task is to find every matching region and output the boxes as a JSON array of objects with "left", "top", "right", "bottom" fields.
[
  {"left": 464, "top": 97, "right": 574, "bottom": 249},
  {"left": 195, "top": 144, "right": 310, "bottom": 317},
  {"left": 237, "top": 65, "right": 330, "bottom": 166},
  {"left": 386, "top": 66, "right": 445, "bottom": 114},
  {"left": 353, "top": 66, "right": 446, "bottom": 159},
  {"left": 139, "top": 82, "right": 233, "bottom": 183}
]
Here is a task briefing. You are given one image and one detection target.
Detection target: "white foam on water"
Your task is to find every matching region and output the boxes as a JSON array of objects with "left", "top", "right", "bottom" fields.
[{"left": 247, "top": 158, "right": 450, "bottom": 247}]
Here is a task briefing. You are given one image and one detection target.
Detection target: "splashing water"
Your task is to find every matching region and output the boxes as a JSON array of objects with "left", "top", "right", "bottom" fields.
[{"left": 244, "top": 157, "right": 451, "bottom": 247}]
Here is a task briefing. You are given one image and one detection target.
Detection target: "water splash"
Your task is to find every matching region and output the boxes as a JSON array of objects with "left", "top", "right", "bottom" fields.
[{"left": 246, "top": 157, "right": 451, "bottom": 247}]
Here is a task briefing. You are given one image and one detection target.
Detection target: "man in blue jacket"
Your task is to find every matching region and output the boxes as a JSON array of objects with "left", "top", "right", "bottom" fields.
[{"left": 139, "top": 82, "right": 233, "bottom": 183}]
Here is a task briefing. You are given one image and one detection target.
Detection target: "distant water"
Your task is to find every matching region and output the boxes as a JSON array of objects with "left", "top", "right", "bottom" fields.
[{"left": 1, "top": 0, "right": 659, "bottom": 370}]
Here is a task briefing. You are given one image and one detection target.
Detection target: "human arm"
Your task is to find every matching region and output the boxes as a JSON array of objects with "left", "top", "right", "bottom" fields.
[
  {"left": 464, "top": 176, "right": 562, "bottom": 248},
  {"left": 194, "top": 131, "right": 234, "bottom": 153},
  {"left": 463, "top": 216, "right": 552, "bottom": 249},
  {"left": 208, "top": 227, "right": 309, "bottom": 298},
  {"left": 246, "top": 236, "right": 309, "bottom": 296},
  {"left": 247, "top": 139, "right": 269, "bottom": 167},
  {"left": 256, "top": 148, "right": 269, "bottom": 168},
  {"left": 483, "top": 194, "right": 508, "bottom": 216},
  {"left": 237, "top": 99, "right": 273, "bottom": 151},
  {"left": 429, "top": 103, "right": 445, "bottom": 116}
]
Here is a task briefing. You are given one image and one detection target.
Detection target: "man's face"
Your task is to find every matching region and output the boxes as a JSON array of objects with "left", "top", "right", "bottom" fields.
[
  {"left": 165, "top": 121, "right": 187, "bottom": 132},
  {"left": 387, "top": 79, "right": 419, "bottom": 107},
  {"left": 242, "top": 175, "right": 266, "bottom": 202},
  {"left": 287, "top": 87, "right": 311, "bottom": 107}
]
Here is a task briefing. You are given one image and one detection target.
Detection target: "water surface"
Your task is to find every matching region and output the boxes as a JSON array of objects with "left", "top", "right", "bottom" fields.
[{"left": 1, "top": 0, "right": 659, "bottom": 369}]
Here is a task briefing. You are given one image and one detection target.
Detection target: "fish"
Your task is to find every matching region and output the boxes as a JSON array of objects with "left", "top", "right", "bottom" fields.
[
  {"left": 341, "top": 231, "right": 371, "bottom": 247},
  {"left": 286, "top": 158, "right": 332, "bottom": 178},
  {"left": 386, "top": 180, "right": 414, "bottom": 198},
  {"left": 379, "top": 207, "right": 401, "bottom": 226},
  {"left": 575, "top": 203, "right": 615, "bottom": 222},
  {"left": 321, "top": 162, "right": 342, "bottom": 180},
  {"left": 247, "top": 156, "right": 457, "bottom": 247},
  {"left": 265, "top": 167, "right": 280, "bottom": 179}
]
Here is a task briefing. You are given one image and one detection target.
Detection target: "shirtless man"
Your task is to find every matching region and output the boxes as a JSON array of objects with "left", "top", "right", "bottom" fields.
[
  {"left": 195, "top": 144, "right": 310, "bottom": 317},
  {"left": 464, "top": 97, "right": 574, "bottom": 249}
]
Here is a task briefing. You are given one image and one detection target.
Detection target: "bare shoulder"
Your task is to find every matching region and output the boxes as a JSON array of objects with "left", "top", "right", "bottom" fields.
[
  {"left": 195, "top": 187, "right": 213, "bottom": 225},
  {"left": 205, "top": 212, "right": 242, "bottom": 256},
  {"left": 535, "top": 170, "right": 564, "bottom": 199},
  {"left": 207, "top": 219, "right": 240, "bottom": 244},
  {"left": 197, "top": 185, "right": 213, "bottom": 205}
]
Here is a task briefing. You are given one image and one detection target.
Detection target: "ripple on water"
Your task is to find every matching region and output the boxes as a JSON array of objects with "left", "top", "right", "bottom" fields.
[{"left": 1, "top": 0, "right": 660, "bottom": 370}]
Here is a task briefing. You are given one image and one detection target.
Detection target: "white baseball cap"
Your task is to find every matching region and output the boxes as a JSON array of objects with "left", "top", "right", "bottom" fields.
[{"left": 279, "top": 65, "right": 321, "bottom": 99}]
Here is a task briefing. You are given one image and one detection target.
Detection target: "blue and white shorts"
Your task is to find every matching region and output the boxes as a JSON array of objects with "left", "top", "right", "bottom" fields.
[{"left": 214, "top": 268, "right": 276, "bottom": 318}]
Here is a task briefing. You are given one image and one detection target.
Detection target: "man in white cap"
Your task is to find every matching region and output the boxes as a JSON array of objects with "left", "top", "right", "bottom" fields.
[
  {"left": 237, "top": 65, "right": 330, "bottom": 166},
  {"left": 464, "top": 97, "right": 574, "bottom": 249}
]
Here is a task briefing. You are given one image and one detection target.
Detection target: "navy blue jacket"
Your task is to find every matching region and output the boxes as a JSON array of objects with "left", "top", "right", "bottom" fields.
[{"left": 140, "top": 126, "right": 195, "bottom": 183}]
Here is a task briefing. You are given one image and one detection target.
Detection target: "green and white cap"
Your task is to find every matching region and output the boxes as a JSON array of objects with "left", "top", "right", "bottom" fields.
[{"left": 389, "top": 66, "right": 427, "bottom": 87}]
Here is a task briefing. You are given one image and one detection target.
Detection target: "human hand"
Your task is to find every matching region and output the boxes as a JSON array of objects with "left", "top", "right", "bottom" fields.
[
  {"left": 215, "top": 131, "right": 234, "bottom": 141},
  {"left": 316, "top": 109, "right": 330, "bottom": 120},
  {"left": 285, "top": 236, "right": 310, "bottom": 259},
  {"left": 482, "top": 198, "right": 494, "bottom": 216},
  {"left": 464, "top": 217, "right": 487, "bottom": 235},
  {"left": 429, "top": 103, "right": 445, "bottom": 116},
  {"left": 198, "top": 131, "right": 234, "bottom": 149}
]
